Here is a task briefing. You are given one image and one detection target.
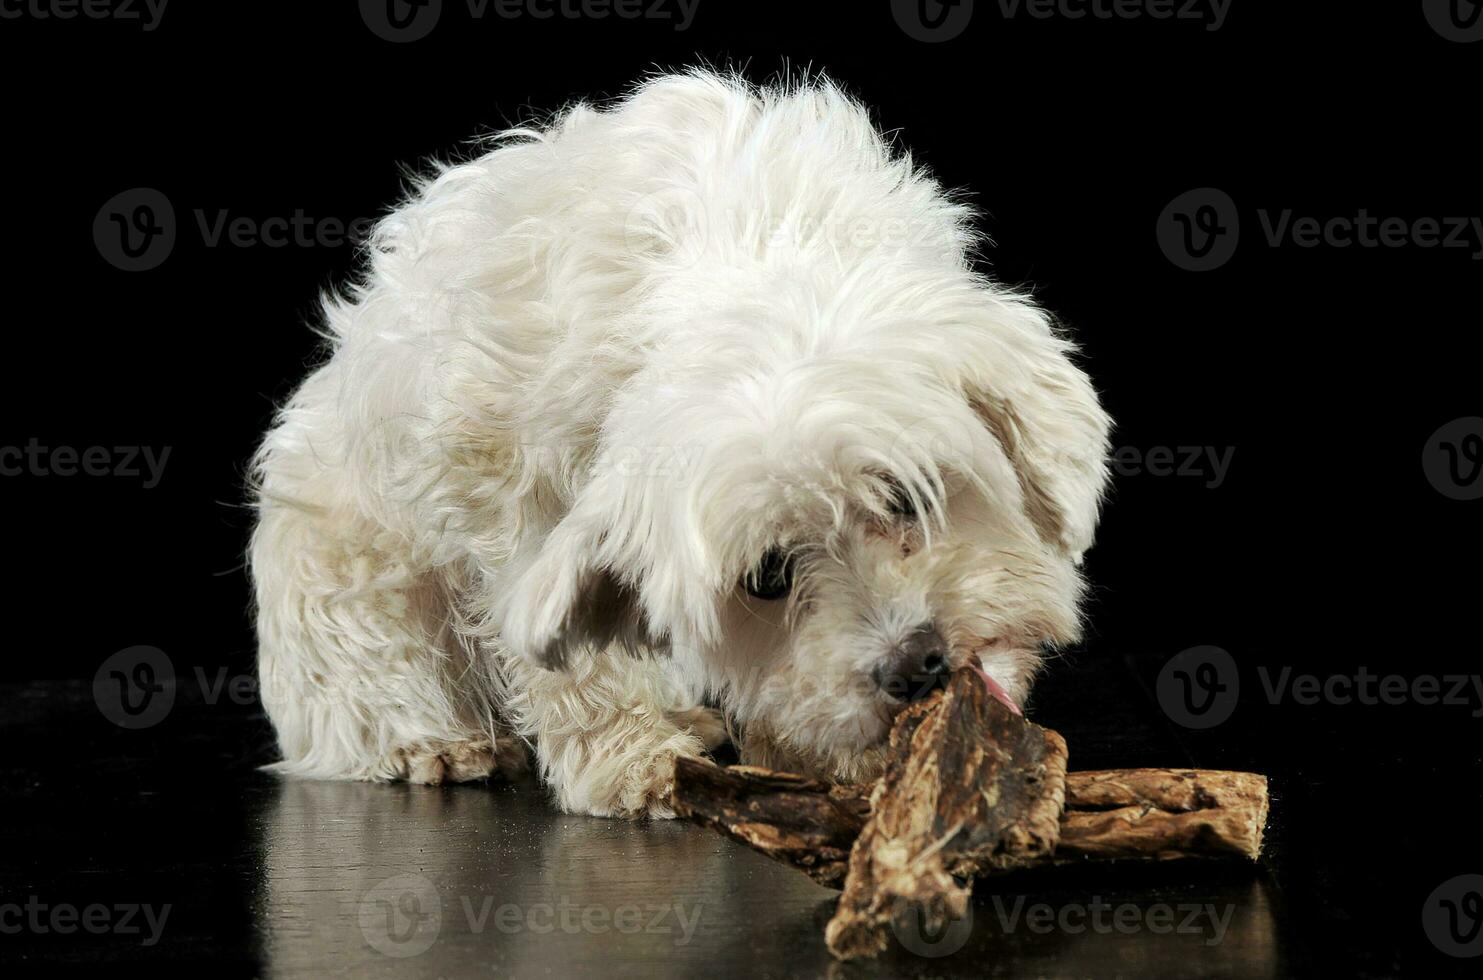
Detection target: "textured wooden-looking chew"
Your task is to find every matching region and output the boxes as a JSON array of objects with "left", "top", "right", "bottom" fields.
[
  {"left": 670, "top": 764, "right": 872, "bottom": 886},
  {"left": 672, "top": 668, "right": 1270, "bottom": 961},
  {"left": 672, "top": 762, "right": 1268, "bottom": 884},
  {"left": 1057, "top": 768, "right": 1269, "bottom": 863},
  {"left": 823, "top": 668, "right": 1069, "bottom": 959}
]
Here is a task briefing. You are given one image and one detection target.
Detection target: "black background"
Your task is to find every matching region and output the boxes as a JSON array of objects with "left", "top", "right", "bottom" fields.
[{"left": 2, "top": 1, "right": 1479, "bottom": 975}]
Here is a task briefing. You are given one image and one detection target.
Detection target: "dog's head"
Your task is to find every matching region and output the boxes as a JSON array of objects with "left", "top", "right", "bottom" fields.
[{"left": 497, "top": 275, "right": 1110, "bottom": 780}]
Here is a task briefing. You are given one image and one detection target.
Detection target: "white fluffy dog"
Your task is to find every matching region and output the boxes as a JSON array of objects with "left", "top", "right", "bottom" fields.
[{"left": 250, "top": 71, "right": 1111, "bottom": 818}]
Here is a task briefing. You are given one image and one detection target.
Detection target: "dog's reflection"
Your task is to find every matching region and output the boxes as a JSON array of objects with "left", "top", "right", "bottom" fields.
[
  {"left": 252, "top": 777, "right": 826, "bottom": 978},
  {"left": 254, "top": 778, "right": 1283, "bottom": 978}
]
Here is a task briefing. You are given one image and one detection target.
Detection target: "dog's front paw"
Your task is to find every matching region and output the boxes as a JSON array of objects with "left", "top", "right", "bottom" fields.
[
  {"left": 668, "top": 706, "right": 731, "bottom": 752},
  {"left": 395, "top": 735, "right": 529, "bottom": 785},
  {"left": 550, "top": 728, "right": 713, "bottom": 820},
  {"left": 739, "top": 726, "right": 888, "bottom": 785},
  {"left": 611, "top": 743, "right": 705, "bottom": 820}
]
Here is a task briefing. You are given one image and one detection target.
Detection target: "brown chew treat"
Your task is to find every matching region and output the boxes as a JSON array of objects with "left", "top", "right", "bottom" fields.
[
  {"left": 1057, "top": 767, "right": 1269, "bottom": 863},
  {"left": 823, "top": 668, "right": 1069, "bottom": 959},
  {"left": 672, "top": 762, "right": 1269, "bottom": 887},
  {"left": 668, "top": 764, "right": 872, "bottom": 886},
  {"left": 671, "top": 668, "right": 1270, "bottom": 961}
]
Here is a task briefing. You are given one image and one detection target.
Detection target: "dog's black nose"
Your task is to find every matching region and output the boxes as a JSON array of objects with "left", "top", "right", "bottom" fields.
[{"left": 873, "top": 623, "right": 952, "bottom": 703}]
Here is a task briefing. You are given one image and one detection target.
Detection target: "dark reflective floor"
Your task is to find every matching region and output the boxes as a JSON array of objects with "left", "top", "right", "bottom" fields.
[
  {"left": 3, "top": 651, "right": 1479, "bottom": 977},
  {"left": 247, "top": 777, "right": 1283, "bottom": 979}
]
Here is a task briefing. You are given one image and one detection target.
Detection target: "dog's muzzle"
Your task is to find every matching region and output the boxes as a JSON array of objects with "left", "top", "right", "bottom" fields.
[{"left": 871, "top": 623, "right": 953, "bottom": 703}]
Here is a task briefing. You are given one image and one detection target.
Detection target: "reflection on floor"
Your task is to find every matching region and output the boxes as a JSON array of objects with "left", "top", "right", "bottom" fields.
[
  {"left": 0, "top": 657, "right": 1296, "bottom": 977},
  {"left": 253, "top": 775, "right": 1281, "bottom": 979}
]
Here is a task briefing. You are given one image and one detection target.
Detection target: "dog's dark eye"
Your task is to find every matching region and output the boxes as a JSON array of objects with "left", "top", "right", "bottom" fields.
[
  {"left": 885, "top": 479, "right": 917, "bottom": 521},
  {"left": 744, "top": 548, "right": 793, "bottom": 601}
]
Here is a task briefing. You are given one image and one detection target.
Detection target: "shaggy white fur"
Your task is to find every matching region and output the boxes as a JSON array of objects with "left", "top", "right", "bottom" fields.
[{"left": 249, "top": 70, "right": 1111, "bottom": 818}]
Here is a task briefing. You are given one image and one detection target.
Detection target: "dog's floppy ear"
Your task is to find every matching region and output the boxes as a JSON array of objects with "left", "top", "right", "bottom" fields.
[
  {"left": 496, "top": 465, "right": 723, "bottom": 668},
  {"left": 959, "top": 302, "right": 1112, "bottom": 562},
  {"left": 496, "top": 506, "right": 656, "bottom": 669}
]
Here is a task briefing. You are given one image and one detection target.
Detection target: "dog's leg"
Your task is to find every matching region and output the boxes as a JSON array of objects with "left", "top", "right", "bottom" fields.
[
  {"left": 496, "top": 648, "right": 724, "bottom": 818},
  {"left": 667, "top": 706, "right": 732, "bottom": 752},
  {"left": 252, "top": 503, "right": 528, "bottom": 784}
]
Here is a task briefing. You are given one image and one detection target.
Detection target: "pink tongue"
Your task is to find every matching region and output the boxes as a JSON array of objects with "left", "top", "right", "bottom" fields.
[{"left": 970, "top": 662, "right": 1022, "bottom": 716}]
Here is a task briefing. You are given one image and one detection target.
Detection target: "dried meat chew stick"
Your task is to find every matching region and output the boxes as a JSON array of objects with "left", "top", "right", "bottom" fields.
[
  {"left": 823, "top": 667, "right": 1069, "bottom": 959},
  {"left": 669, "top": 764, "right": 872, "bottom": 886},
  {"left": 671, "top": 761, "right": 1268, "bottom": 884},
  {"left": 671, "top": 668, "right": 1270, "bottom": 960},
  {"left": 1057, "top": 767, "right": 1269, "bottom": 863}
]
